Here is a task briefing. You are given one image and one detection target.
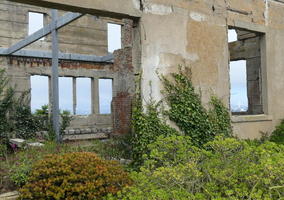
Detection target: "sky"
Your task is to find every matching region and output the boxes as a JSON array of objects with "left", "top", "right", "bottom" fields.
[{"left": 29, "top": 16, "right": 247, "bottom": 114}]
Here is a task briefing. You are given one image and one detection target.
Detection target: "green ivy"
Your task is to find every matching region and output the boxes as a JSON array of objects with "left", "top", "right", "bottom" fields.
[
  {"left": 130, "top": 66, "right": 232, "bottom": 167},
  {"left": 269, "top": 119, "right": 284, "bottom": 144},
  {"left": 131, "top": 98, "right": 179, "bottom": 168},
  {"left": 161, "top": 67, "right": 232, "bottom": 147}
]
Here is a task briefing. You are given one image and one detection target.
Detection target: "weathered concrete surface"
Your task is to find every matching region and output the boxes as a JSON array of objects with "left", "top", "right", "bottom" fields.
[
  {"left": 6, "top": 0, "right": 284, "bottom": 139},
  {"left": 0, "top": 191, "right": 19, "bottom": 200},
  {"left": 9, "top": 0, "right": 142, "bottom": 18},
  {"left": 0, "top": 0, "right": 108, "bottom": 56}
]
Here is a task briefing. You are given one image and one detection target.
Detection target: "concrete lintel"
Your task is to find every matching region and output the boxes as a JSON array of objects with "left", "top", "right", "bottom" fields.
[
  {"left": 0, "top": 48, "right": 114, "bottom": 63},
  {"left": 9, "top": 0, "right": 142, "bottom": 19},
  {"left": 228, "top": 20, "right": 267, "bottom": 33}
]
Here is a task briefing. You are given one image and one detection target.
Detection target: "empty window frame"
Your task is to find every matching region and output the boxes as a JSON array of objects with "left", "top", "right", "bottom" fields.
[
  {"left": 228, "top": 28, "right": 264, "bottom": 115},
  {"left": 30, "top": 75, "right": 49, "bottom": 113},
  {"left": 76, "top": 78, "right": 92, "bottom": 115},
  {"left": 107, "top": 23, "right": 122, "bottom": 53},
  {"left": 99, "top": 79, "right": 113, "bottom": 114},
  {"left": 59, "top": 77, "right": 73, "bottom": 114},
  {"left": 28, "top": 12, "right": 44, "bottom": 40}
]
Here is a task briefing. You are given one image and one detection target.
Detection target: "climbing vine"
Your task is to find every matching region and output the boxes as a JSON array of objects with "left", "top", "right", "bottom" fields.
[
  {"left": 161, "top": 66, "right": 232, "bottom": 147},
  {"left": 131, "top": 66, "right": 232, "bottom": 166}
]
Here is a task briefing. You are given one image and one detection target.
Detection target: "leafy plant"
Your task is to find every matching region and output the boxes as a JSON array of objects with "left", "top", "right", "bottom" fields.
[
  {"left": 33, "top": 105, "right": 73, "bottom": 141},
  {"left": 19, "top": 152, "right": 131, "bottom": 200},
  {"left": 111, "top": 136, "right": 284, "bottom": 200},
  {"left": 131, "top": 98, "right": 179, "bottom": 167},
  {"left": 0, "top": 70, "right": 15, "bottom": 143},
  {"left": 12, "top": 92, "right": 40, "bottom": 139},
  {"left": 161, "top": 66, "right": 232, "bottom": 147},
  {"left": 270, "top": 119, "right": 284, "bottom": 144}
]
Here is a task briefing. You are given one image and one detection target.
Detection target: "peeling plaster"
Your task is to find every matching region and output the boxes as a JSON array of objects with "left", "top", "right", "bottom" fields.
[
  {"left": 132, "top": 0, "right": 141, "bottom": 11},
  {"left": 144, "top": 3, "right": 173, "bottom": 15},
  {"left": 190, "top": 12, "right": 206, "bottom": 22},
  {"left": 187, "top": 53, "right": 200, "bottom": 62},
  {"left": 264, "top": 0, "right": 269, "bottom": 26}
]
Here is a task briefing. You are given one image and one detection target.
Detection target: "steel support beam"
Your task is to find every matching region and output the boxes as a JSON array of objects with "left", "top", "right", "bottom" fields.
[
  {"left": 0, "top": 48, "right": 114, "bottom": 62},
  {"left": 51, "top": 9, "right": 60, "bottom": 143},
  {"left": 2, "top": 12, "right": 84, "bottom": 55}
]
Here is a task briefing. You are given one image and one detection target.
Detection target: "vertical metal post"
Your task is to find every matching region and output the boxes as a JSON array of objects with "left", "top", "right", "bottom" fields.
[
  {"left": 72, "top": 77, "right": 77, "bottom": 115},
  {"left": 51, "top": 9, "right": 61, "bottom": 143}
]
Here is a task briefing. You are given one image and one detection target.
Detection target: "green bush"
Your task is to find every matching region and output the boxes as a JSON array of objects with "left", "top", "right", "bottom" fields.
[
  {"left": 111, "top": 136, "right": 284, "bottom": 200},
  {"left": 0, "top": 70, "right": 15, "bottom": 143},
  {"left": 19, "top": 152, "right": 131, "bottom": 200},
  {"left": 33, "top": 105, "right": 73, "bottom": 141},
  {"left": 270, "top": 119, "right": 284, "bottom": 144},
  {"left": 12, "top": 92, "right": 41, "bottom": 139},
  {"left": 0, "top": 69, "right": 43, "bottom": 142}
]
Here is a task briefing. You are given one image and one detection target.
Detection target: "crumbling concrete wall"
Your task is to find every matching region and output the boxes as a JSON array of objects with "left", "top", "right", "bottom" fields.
[{"left": 7, "top": 0, "right": 284, "bottom": 139}]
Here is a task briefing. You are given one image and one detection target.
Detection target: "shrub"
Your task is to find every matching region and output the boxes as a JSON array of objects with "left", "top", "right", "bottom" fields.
[
  {"left": 33, "top": 105, "right": 73, "bottom": 141},
  {"left": 270, "top": 119, "right": 284, "bottom": 144},
  {"left": 111, "top": 136, "right": 284, "bottom": 200},
  {"left": 0, "top": 70, "right": 15, "bottom": 143},
  {"left": 12, "top": 92, "right": 40, "bottom": 139},
  {"left": 19, "top": 152, "right": 131, "bottom": 200}
]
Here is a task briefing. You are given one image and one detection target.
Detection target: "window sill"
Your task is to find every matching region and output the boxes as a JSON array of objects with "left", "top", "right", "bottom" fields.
[{"left": 231, "top": 114, "right": 273, "bottom": 123}]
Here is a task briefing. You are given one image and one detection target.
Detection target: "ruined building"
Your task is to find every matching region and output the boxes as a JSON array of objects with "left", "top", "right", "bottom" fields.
[{"left": 2, "top": 0, "right": 284, "bottom": 139}]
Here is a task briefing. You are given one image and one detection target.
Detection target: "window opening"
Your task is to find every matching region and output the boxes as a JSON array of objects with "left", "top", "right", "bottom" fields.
[
  {"left": 107, "top": 23, "right": 122, "bottom": 53},
  {"left": 99, "top": 79, "right": 113, "bottom": 114},
  {"left": 30, "top": 75, "right": 49, "bottom": 113}
]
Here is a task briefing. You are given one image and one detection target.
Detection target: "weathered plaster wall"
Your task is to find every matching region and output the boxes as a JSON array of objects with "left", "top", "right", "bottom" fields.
[{"left": 8, "top": 0, "right": 284, "bottom": 139}]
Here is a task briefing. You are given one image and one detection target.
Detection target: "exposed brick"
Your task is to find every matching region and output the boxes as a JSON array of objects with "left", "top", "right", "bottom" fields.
[{"left": 112, "top": 92, "right": 132, "bottom": 135}]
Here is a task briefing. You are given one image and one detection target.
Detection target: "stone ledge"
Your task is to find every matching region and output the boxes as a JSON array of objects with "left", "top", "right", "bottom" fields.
[
  {"left": 0, "top": 191, "right": 19, "bottom": 200},
  {"left": 63, "top": 133, "right": 109, "bottom": 140},
  {"left": 232, "top": 114, "right": 273, "bottom": 123}
]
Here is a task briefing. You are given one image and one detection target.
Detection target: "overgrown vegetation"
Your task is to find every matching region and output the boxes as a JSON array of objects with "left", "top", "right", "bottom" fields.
[
  {"left": 3, "top": 65, "right": 284, "bottom": 200},
  {"left": 33, "top": 105, "right": 73, "bottom": 141},
  {"left": 0, "top": 69, "right": 72, "bottom": 145},
  {"left": 131, "top": 99, "right": 179, "bottom": 167},
  {"left": 131, "top": 67, "right": 232, "bottom": 167},
  {"left": 109, "top": 136, "right": 284, "bottom": 200},
  {"left": 269, "top": 119, "right": 284, "bottom": 144},
  {"left": 19, "top": 152, "right": 131, "bottom": 200},
  {"left": 161, "top": 67, "right": 232, "bottom": 147}
]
